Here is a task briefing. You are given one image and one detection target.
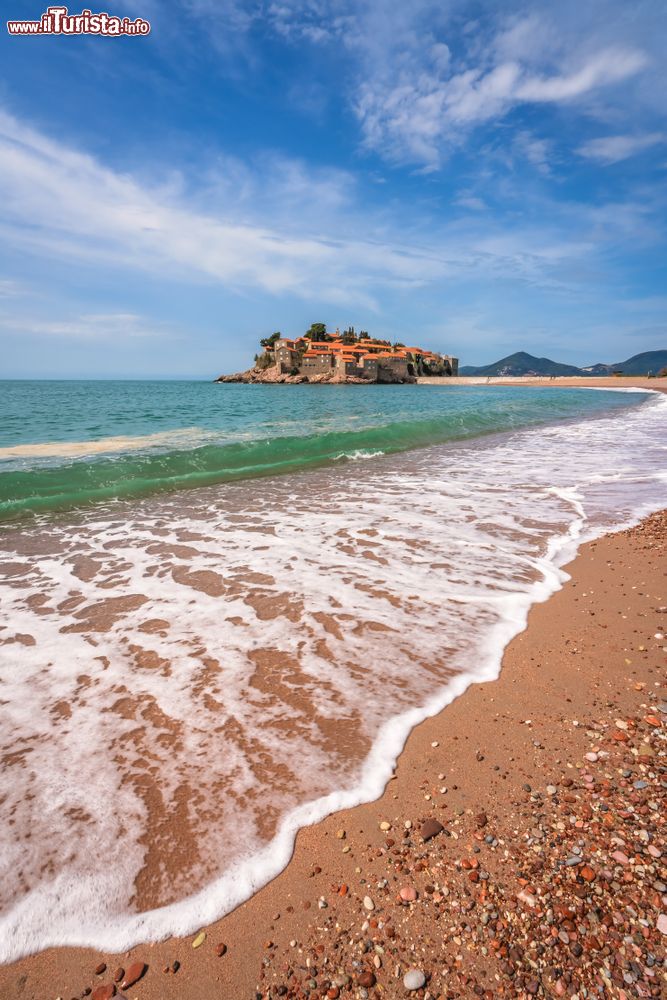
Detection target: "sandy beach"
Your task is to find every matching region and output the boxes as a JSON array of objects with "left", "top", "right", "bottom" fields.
[
  {"left": 1, "top": 504, "right": 664, "bottom": 996},
  {"left": 417, "top": 377, "right": 667, "bottom": 390}
]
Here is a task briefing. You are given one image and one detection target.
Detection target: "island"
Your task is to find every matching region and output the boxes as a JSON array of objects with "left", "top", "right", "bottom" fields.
[{"left": 216, "top": 323, "right": 459, "bottom": 384}]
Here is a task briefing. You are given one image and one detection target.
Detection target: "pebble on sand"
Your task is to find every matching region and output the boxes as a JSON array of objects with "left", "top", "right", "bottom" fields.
[
  {"left": 420, "top": 818, "right": 444, "bottom": 841},
  {"left": 91, "top": 986, "right": 115, "bottom": 1000},
  {"left": 363, "top": 895, "right": 374, "bottom": 910},
  {"left": 192, "top": 931, "right": 206, "bottom": 948},
  {"left": 403, "top": 969, "right": 426, "bottom": 990},
  {"left": 120, "top": 962, "right": 147, "bottom": 990}
]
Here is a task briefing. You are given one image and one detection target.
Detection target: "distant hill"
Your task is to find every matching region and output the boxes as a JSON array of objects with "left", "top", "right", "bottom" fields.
[
  {"left": 460, "top": 349, "right": 667, "bottom": 377},
  {"left": 459, "top": 352, "right": 582, "bottom": 377},
  {"left": 607, "top": 350, "right": 667, "bottom": 376}
]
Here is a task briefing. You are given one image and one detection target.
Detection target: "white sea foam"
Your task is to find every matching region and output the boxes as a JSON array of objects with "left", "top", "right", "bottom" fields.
[
  {"left": 334, "top": 448, "right": 385, "bottom": 461},
  {"left": 0, "top": 391, "right": 666, "bottom": 961}
]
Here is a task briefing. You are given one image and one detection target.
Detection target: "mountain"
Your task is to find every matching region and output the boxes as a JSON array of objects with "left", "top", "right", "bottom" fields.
[
  {"left": 459, "top": 349, "right": 667, "bottom": 377},
  {"left": 608, "top": 350, "right": 667, "bottom": 375},
  {"left": 459, "top": 352, "right": 583, "bottom": 377}
]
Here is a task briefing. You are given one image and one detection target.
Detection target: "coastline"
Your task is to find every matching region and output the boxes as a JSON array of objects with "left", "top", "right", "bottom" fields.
[
  {"left": 2, "top": 505, "right": 665, "bottom": 998},
  {"left": 417, "top": 376, "right": 667, "bottom": 389}
]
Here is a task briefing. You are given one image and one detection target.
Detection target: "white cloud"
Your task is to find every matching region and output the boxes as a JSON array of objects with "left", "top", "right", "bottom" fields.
[
  {"left": 0, "top": 104, "right": 661, "bottom": 330},
  {"left": 0, "top": 278, "right": 23, "bottom": 297},
  {"left": 0, "top": 312, "right": 167, "bottom": 341},
  {"left": 577, "top": 131, "right": 665, "bottom": 164},
  {"left": 516, "top": 47, "right": 647, "bottom": 102},
  {"left": 242, "top": 2, "right": 657, "bottom": 170},
  {"left": 0, "top": 107, "right": 449, "bottom": 308},
  {"left": 354, "top": 41, "right": 647, "bottom": 169},
  {"left": 454, "top": 194, "right": 486, "bottom": 211}
]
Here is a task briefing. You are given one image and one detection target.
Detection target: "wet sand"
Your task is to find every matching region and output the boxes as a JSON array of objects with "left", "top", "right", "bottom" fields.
[{"left": 1, "top": 503, "right": 665, "bottom": 999}]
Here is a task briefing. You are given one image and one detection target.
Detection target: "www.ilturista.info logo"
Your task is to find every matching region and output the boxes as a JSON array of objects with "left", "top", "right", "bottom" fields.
[{"left": 7, "top": 6, "right": 150, "bottom": 35}]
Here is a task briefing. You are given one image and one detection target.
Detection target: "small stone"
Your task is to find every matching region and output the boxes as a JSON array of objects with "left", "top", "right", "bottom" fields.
[
  {"left": 431, "top": 741, "right": 439, "bottom": 748},
  {"left": 420, "top": 818, "right": 444, "bottom": 841},
  {"left": 336, "top": 829, "right": 346, "bottom": 840},
  {"left": 546, "top": 785, "right": 558, "bottom": 796},
  {"left": 91, "top": 988, "right": 115, "bottom": 1000},
  {"left": 379, "top": 821, "right": 391, "bottom": 831},
  {"left": 215, "top": 943, "right": 227, "bottom": 957},
  {"left": 400, "top": 886, "right": 417, "bottom": 901},
  {"left": 580, "top": 865, "right": 596, "bottom": 882},
  {"left": 657, "top": 914, "right": 667, "bottom": 935},
  {"left": 357, "top": 971, "right": 376, "bottom": 988},
  {"left": 363, "top": 895, "right": 374, "bottom": 910},
  {"left": 404, "top": 969, "right": 427, "bottom": 990},
  {"left": 120, "top": 962, "right": 147, "bottom": 989},
  {"left": 94, "top": 964, "right": 107, "bottom": 976},
  {"left": 192, "top": 931, "right": 206, "bottom": 948},
  {"left": 475, "top": 812, "right": 488, "bottom": 827},
  {"left": 585, "top": 752, "right": 598, "bottom": 763},
  {"left": 112, "top": 969, "right": 124, "bottom": 984}
]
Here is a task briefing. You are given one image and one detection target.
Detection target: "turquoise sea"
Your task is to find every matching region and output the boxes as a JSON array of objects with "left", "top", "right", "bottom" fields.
[
  {"left": 0, "top": 380, "right": 650, "bottom": 520},
  {"left": 1, "top": 379, "right": 666, "bottom": 960}
]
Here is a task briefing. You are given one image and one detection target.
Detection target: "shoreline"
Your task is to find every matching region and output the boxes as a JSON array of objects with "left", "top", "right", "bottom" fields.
[
  {"left": 417, "top": 376, "right": 667, "bottom": 389},
  {"left": 1, "top": 506, "right": 665, "bottom": 999}
]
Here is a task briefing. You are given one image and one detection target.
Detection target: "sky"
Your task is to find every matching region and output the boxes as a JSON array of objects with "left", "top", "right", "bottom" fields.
[{"left": 0, "top": 0, "right": 666, "bottom": 377}]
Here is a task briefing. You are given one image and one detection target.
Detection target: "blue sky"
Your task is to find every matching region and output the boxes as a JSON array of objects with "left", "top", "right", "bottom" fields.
[{"left": 0, "top": 0, "right": 666, "bottom": 377}]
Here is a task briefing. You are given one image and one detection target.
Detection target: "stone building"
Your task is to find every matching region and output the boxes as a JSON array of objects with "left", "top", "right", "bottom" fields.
[
  {"left": 374, "top": 353, "right": 411, "bottom": 380},
  {"left": 274, "top": 338, "right": 303, "bottom": 373},
  {"left": 360, "top": 355, "right": 379, "bottom": 379},
  {"left": 301, "top": 351, "right": 334, "bottom": 375},
  {"left": 252, "top": 333, "right": 456, "bottom": 382}
]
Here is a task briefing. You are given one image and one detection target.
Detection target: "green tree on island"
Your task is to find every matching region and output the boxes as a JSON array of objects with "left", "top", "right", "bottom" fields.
[
  {"left": 305, "top": 322, "right": 328, "bottom": 341},
  {"left": 260, "top": 331, "right": 282, "bottom": 349},
  {"left": 342, "top": 326, "right": 356, "bottom": 344}
]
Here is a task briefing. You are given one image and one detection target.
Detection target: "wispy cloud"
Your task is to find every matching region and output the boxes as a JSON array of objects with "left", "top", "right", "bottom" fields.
[
  {"left": 577, "top": 132, "right": 665, "bottom": 164},
  {"left": 354, "top": 41, "right": 647, "bottom": 169},
  {"left": 0, "top": 105, "right": 634, "bottom": 313},
  {"left": 227, "top": 2, "right": 655, "bottom": 170},
  {"left": 0, "top": 312, "right": 168, "bottom": 341},
  {"left": 0, "top": 108, "right": 438, "bottom": 308},
  {"left": 0, "top": 278, "right": 23, "bottom": 298}
]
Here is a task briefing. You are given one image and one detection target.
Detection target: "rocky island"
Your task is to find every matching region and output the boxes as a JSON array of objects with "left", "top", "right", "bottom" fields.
[{"left": 216, "top": 323, "right": 459, "bottom": 384}]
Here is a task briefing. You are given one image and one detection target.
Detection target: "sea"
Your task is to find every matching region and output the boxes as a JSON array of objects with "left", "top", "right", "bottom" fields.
[{"left": 0, "top": 380, "right": 665, "bottom": 961}]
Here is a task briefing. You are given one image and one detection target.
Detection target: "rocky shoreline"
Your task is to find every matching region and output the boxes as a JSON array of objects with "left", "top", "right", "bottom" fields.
[{"left": 215, "top": 365, "right": 416, "bottom": 385}]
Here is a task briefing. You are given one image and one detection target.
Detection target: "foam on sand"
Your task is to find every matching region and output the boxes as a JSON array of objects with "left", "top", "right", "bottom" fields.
[{"left": 0, "top": 391, "right": 665, "bottom": 961}]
